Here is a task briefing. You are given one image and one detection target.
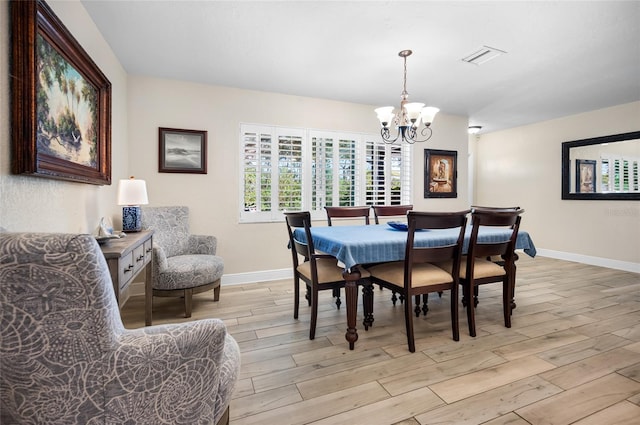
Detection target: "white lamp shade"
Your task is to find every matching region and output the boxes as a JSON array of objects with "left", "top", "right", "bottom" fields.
[
  {"left": 403, "top": 102, "right": 425, "bottom": 122},
  {"left": 420, "top": 106, "right": 440, "bottom": 125},
  {"left": 374, "top": 106, "right": 395, "bottom": 126},
  {"left": 117, "top": 178, "right": 149, "bottom": 206}
]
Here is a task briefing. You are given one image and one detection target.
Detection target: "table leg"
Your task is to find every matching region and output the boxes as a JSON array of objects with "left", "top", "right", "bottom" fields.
[
  {"left": 144, "top": 263, "right": 153, "bottom": 326},
  {"left": 342, "top": 268, "right": 361, "bottom": 350}
]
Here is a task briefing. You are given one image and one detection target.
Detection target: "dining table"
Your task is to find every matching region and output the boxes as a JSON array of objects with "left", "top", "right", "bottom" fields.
[{"left": 293, "top": 223, "right": 537, "bottom": 349}]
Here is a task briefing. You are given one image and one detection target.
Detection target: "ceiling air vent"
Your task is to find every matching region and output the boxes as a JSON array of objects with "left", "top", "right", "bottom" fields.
[{"left": 462, "top": 46, "right": 506, "bottom": 65}]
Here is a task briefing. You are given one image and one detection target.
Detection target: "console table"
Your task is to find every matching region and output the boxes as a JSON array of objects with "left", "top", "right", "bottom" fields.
[{"left": 99, "top": 230, "right": 154, "bottom": 326}]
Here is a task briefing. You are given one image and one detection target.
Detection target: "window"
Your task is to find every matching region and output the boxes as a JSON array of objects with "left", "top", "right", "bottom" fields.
[
  {"left": 240, "top": 124, "right": 412, "bottom": 222},
  {"left": 600, "top": 155, "right": 640, "bottom": 193}
]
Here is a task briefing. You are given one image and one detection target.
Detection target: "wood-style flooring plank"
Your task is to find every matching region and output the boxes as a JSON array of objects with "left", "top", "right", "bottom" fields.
[{"left": 119, "top": 255, "right": 640, "bottom": 424}]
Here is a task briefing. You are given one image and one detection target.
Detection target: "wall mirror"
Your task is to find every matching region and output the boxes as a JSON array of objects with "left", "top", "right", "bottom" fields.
[{"left": 562, "top": 131, "right": 640, "bottom": 200}]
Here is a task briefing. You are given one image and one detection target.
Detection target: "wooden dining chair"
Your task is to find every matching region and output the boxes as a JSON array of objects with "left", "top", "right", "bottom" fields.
[
  {"left": 451, "top": 209, "right": 524, "bottom": 337},
  {"left": 367, "top": 210, "right": 469, "bottom": 352},
  {"left": 470, "top": 205, "right": 521, "bottom": 308},
  {"left": 324, "top": 206, "right": 371, "bottom": 226},
  {"left": 284, "top": 211, "right": 370, "bottom": 339},
  {"left": 372, "top": 204, "right": 414, "bottom": 224}
]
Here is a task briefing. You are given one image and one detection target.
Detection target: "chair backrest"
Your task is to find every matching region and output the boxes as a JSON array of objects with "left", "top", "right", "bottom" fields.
[
  {"left": 372, "top": 204, "right": 414, "bottom": 224},
  {"left": 141, "top": 206, "right": 190, "bottom": 257},
  {"left": 405, "top": 210, "right": 470, "bottom": 285},
  {"left": 324, "top": 206, "right": 370, "bottom": 226},
  {"left": 284, "top": 211, "right": 315, "bottom": 268},
  {"left": 466, "top": 209, "right": 524, "bottom": 271},
  {"left": 0, "top": 232, "right": 123, "bottom": 421}
]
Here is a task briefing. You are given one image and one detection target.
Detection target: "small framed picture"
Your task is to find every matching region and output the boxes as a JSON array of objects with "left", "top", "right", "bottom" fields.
[
  {"left": 576, "top": 159, "right": 596, "bottom": 193},
  {"left": 158, "top": 128, "right": 207, "bottom": 174},
  {"left": 424, "top": 149, "right": 457, "bottom": 198}
]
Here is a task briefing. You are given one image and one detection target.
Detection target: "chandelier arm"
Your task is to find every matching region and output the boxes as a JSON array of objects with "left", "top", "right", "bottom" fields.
[
  {"left": 408, "top": 126, "right": 434, "bottom": 143},
  {"left": 380, "top": 127, "right": 401, "bottom": 144}
]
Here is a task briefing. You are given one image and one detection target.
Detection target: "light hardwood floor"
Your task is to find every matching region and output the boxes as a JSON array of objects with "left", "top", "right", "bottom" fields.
[{"left": 120, "top": 255, "right": 640, "bottom": 425}]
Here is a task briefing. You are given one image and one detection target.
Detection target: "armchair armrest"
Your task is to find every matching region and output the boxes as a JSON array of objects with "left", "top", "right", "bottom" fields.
[
  {"left": 151, "top": 245, "right": 169, "bottom": 273},
  {"left": 109, "top": 319, "right": 231, "bottom": 423},
  {"left": 188, "top": 234, "right": 217, "bottom": 255}
]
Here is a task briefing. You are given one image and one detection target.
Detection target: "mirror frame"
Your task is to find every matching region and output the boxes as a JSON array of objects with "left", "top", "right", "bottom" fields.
[{"left": 561, "top": 131, "right": 640, "bottom": 200}]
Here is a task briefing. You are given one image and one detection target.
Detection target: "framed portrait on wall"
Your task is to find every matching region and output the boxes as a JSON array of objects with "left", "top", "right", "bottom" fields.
[{"left": 424, "top": 149, "right": 457, "bottom": 198}]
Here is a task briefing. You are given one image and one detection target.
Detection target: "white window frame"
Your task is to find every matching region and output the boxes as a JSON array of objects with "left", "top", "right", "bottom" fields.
[{"left": 239, "top": 123, "right": 412, "bottom": 223}]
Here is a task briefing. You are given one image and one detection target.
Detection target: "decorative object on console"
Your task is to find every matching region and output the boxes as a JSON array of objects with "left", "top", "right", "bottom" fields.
[
  {"left": 374, "top": 50, "right": 439, "bottom": 144},
  {"left": 117, "top": 176, "right": 148, "bottom": 232}
]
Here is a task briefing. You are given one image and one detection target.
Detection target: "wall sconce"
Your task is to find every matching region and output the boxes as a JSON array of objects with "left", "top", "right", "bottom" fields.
[
  {"left": 468, "top": 126, "right": 482, "bottom": 135},
  {"left": 117, "top": 176, "right": 148, "bottom": 232}
]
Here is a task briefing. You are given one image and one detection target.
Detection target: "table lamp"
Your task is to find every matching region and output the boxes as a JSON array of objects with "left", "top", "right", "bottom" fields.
[{"left": 117, "top": 176, "right": 148, "bottom": 232}]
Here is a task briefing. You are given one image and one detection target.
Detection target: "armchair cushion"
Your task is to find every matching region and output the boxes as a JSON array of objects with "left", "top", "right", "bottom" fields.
[{"left": 0, "top": 232, "right": 239, "bottom": 425}]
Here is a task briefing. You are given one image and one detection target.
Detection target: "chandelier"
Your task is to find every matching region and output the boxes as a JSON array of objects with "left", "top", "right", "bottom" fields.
[{"left": 375, "top": 50, "right": 439, "bottom": 144}]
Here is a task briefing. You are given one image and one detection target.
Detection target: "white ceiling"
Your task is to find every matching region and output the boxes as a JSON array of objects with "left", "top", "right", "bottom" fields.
[{"left": 81, "top": 0, "right": 640, "bottom": 134}]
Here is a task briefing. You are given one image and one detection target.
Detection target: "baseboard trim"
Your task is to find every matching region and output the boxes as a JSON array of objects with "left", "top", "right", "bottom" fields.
[
  {"left": 536, "top": 248, "right": 640, "bottom": 274},
  {"left": 221, "top": 268, "right": 292, "bottom": 286},
  {"left": 129, "top": 268, "right": 293, "bottom": 295}
]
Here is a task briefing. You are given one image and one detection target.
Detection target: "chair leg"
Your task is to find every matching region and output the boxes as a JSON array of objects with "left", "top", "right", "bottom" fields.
[
  {"left": 414, "top": 295, "right": 421, "bottom": 317},
  {"left": 334, "top": 288, "right": 342, "bottom": 309},
  {"left": 465, "top": 283, "right": 476, "bottom": 337},
  {"left": 503, "top": 276, "right": 513, "bottom": 328},
  {"left": 184, "top": 288, "right": 193, "bottom": 318},
  {"left": 421, "top": 294, "right": 429, "bottom": 316},
  {"left": 309, "top": 288, "right": 318, "bottom": 340},
  {"left": 404, "top": 292, "right": 416, "bottom": 353},
  {"left": 451, "top": 286, "right": 460, "bottom": 341},
  {"left": 213, "top": 284, "right": 221, "bottom": 302},
  {"left": 293, "top": 277, "right": 300, "bottom": 319},
  {"left": 391, "top": 291, "right": 398, "bottom": 306}
]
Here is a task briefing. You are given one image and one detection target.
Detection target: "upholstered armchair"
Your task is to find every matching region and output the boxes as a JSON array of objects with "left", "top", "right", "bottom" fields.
[
  {"left": 0, "top": 232, "right": 240, "bottom": 425},
  {"left": 141, "top": 206, "right": 224, "bottom": 317}
]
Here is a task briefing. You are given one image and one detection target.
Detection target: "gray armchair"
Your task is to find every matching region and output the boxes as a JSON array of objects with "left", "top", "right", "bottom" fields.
[
  {"left": 0, "top": 232, "right": 239, "bottom": 425},
  {"left": 141, "top": 206, "right": 224, "bottom": 317}
]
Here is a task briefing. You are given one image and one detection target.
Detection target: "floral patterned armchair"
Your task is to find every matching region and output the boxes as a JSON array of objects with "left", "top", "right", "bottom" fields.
[
  {"left": 141, "top": 206, "right": 224, "bottom": 317},
  {"left": 0, "top": 232, "right": 240, "bottom": 425}
]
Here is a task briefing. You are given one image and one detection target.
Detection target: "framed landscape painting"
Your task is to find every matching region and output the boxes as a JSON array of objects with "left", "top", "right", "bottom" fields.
[
  {"left": 424, "top": 149, "right": 457, "bottom": 198},
  {"left": 11, "top": 0, "right": 112, "bottom": 185},
  {"left": 158, "top": 128, "right": 208, "bottom": 174}
]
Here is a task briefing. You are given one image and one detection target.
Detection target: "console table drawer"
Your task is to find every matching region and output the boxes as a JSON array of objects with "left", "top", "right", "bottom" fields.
[
  {"left": 133, "top": 244, "right": 146, "bottom": 274},
  {"left": 100, "top": 230, "right": 154, "bottom": 312},
  {"left": 118, "top": 252, "right": 135, "bottom": 289}
]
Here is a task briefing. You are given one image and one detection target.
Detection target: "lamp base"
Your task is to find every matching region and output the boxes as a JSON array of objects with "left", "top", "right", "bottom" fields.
[{"left": 122, "top": 206, "right": 142, "bottom": 232}]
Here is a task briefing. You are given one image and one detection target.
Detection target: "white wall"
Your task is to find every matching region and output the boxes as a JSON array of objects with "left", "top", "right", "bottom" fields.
[
  {"left": 0, "top": 0, "right": 128, "bottom": 233},
  {"left": 473, "top": 101, "right": 640, "bottom": 270},
  {"left": 126, "top": 76, "right": 470, "bottom": 280}
]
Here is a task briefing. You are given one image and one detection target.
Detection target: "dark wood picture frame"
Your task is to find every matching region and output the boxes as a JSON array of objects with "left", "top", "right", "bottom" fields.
[
  {"left": 561, "top": 131, "right": 640, "bottom": 200},
  {"left": 158, "top": 128, "right": 208, "bottom": 174},
  {"left": 11, "top": 0, "right": 112, "bottom": 185},
  {"left": 424, "top": 149, "right": 457, "bottom": 198},
  {"left": 575, "top": 159, "right": 597, "bottom": 193}
]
